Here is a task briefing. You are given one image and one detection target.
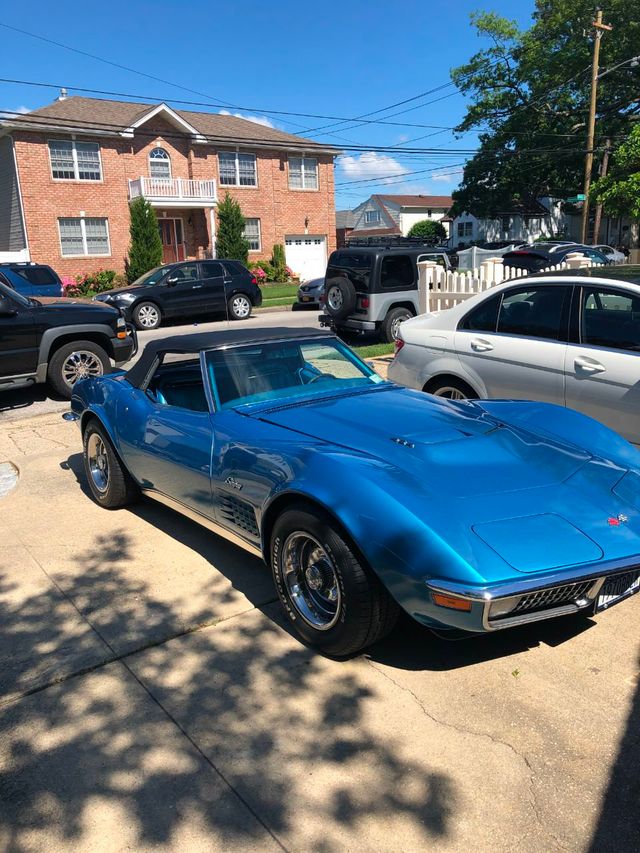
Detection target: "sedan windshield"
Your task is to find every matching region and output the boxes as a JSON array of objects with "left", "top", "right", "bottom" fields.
[
  {"left": 131, "top": 267, "right": 169, "bottom": 287},
  {"left": 206, "top": 338, "right": 383, "bottom": 409}
]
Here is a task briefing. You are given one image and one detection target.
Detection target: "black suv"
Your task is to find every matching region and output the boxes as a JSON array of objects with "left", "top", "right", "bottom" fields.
[
  {"left": 95, "top": 260, "right": 263, "bottom": 330},
  {"left": 0, "top": 279, "right": 136, "bottom": 398},
  {"left": 319, "top": 246, "right": 451, "bottom": 342},
  {"left": 502, "top": 243, "right": 611, "bottom": 272}
]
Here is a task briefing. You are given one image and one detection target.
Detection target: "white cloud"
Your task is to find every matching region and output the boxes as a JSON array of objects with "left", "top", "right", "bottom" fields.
[
  {"left": 218, "top": 109, "right": 274, "bottom": 128},
  {"left": 432, "top": 171, "right": 457, "bottom": 183},
  {"left": 338, "top": 151, "right": 406, "bottom": 181},
  {"left": 0, "top": 105, "right": 30, "bottom": 119}
]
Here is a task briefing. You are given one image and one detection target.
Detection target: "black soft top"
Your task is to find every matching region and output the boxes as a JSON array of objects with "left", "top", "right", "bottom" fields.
[{"left": 125, "top": 326, "right": 332, "bottom": 388}]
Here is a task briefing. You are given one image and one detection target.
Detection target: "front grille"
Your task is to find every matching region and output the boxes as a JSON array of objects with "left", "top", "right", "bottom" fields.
[
  {"left": 219, "top": 495, "right": 259, "bottom": 537},
  {"left": 513, "top": 581, "right": 593, "bottom": 615}
]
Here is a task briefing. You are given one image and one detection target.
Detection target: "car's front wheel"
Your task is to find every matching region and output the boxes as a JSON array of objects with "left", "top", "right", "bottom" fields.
[
  {"left": 133, "top": 301, "right": 162, "bottom": 330},
  {"left": 271, "top": 506, "right": 399, "bottom": 657},
  {"left": 228, "top": 293, "right": 252, "bottom": 320},
  {"left": 82, "top": 419, "right": 139, "bottom": 508},
  {"left": 48, "top": 340, "right": 110, "bottom": 398}
]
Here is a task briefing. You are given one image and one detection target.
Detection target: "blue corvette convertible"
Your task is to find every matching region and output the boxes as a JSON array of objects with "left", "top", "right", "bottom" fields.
[{"left": 68, "top": 327, "right": 640, "bottom": 656}]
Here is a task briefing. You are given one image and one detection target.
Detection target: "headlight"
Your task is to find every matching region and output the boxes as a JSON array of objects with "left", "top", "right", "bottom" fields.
[
  {"left": 116, "top": 316, "right": 126, "bottom": 329},
  {"left": 115, "top": 292, "right": 136, "bottom": 302}
]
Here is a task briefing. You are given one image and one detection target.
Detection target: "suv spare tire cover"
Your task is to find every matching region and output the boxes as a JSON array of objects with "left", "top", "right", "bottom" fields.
[{"left": 324, "top": 277, "right": 357, "bottom": 320}]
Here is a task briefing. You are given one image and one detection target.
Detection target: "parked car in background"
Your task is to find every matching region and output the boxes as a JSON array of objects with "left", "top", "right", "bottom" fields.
[
  {"left": 94, "top": 260, "right": 262, "bottom": 330},
  {"left": 389, "top": 265, "right": 640, "bottom": 444},
  {"left": 319, "top": 246, "right": 451, "bottom": 342},
  {"left": 502, "top": 243, "right": 610, "bottom": 272},
  {"left": 293, "top": 277, "right": 325, "bottom": 310},
  {"left": 70, "top": 326, "right": 640, "bottom": 656},
  {"left": 0, "top": 262, "right": 64, "bottom": 298},
  {"left": 0, "top": 277, "right": 135, "bottom": 398},
  {"left": 594, "top": 245, "right": 626, "bottom": 263}
]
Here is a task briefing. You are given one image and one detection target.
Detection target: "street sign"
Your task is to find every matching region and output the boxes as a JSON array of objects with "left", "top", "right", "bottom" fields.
[{"left": 567, "top": 194, "right": 586, "bottom": 203}]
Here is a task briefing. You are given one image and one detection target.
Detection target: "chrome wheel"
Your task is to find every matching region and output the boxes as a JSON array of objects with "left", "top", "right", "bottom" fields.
[
  {"left": 61, "top": 350, "right": 104, "bottom": 387},
  {"left": 327, "top": 285, "right": 343, "bottom": 312},
  {"left": 282, "top": 532, "right": 341, "bottom": 630},
  {"left": 136, "top": 304, "right": 160, "bottom": 328},
  {"left": 390, "top": 315, "right": 409, "bottom": 340},
  {"left": 232, "top": 295, "right": 251, "bottom": 319},
  {"left": 433, "top": 386, "right": 468, "bottom": 400},
  {"left": 86, "top": 432, "right": 110, "bottom": 493}
]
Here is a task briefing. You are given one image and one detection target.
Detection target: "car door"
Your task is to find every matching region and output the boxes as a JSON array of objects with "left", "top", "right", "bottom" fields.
[
  {"left": 199, "top": 261, "right": 228, "bottom": 315},
  {"left": 0, "top": 281, "right": 37, "bottom": 378},
  {"left": 161, "top": 262, "right": 202, "bottom": 318},
  {"left": 454, "top": 283, "right": 571, "bottom": 403},
  {"left": 564, "top": 284, "right": 640, "bottom": 443}
]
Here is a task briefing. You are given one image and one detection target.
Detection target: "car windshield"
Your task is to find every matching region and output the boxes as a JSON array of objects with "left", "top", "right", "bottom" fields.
[
  {"left": 131, "top": 267, "right": 169, "bottom": 287},
  {"left": 206, "top": 337, "right": 383, "bottom": 409}
]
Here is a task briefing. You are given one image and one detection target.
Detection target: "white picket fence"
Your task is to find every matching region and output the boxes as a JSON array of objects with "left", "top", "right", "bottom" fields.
[{"left": 417, "top": 252, "right": 602, "bottom": 314}]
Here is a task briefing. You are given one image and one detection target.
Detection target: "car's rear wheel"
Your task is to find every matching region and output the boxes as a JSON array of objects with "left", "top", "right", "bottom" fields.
[
  {"left": 48, "top": 340, "right": 110, "bottom": 398},
  {"left": 82, "top": 419, "right": 139, "bottom": 508},
  {"left": 228, "top": 293, "right": 252, "bottom": 320},
  {"left": 271, "top": 506, "right": 399, "bottom": 657},
  {"left": 133, "top": 301, "right": 162, "bottom": 330},
  {"left": 424, "top": 377, "right": 478, "bottom": 401},
  {"left": 381, "top": 307, "right": 413, "bottom": 343}
]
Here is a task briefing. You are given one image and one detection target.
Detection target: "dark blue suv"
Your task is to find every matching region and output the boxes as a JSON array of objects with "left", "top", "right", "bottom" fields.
[{"left": 0, "top": 263, "right": 64, "bottom": 298}]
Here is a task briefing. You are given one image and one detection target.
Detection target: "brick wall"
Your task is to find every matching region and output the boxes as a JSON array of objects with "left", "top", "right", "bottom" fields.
[{"left": 12, "top": 117, "right": 336, "bottom": 278}]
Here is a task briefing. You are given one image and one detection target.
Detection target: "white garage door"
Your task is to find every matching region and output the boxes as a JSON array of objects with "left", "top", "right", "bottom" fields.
[{"left": 284, "top": 235, "right": 327, "bottom": 282}]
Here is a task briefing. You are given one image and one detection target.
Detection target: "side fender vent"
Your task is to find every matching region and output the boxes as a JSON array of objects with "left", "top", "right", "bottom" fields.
[{"left": 219, "top": 494, "right": 259, "bottom": 537}]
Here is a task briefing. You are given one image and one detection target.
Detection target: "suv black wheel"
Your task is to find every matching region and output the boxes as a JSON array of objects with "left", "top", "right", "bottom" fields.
[
  {"left": 325, "top": 277, "right": 357, "bottom": 321},
  {"left": 381, "top": 307, "right": 412, "bottom": 343},
  {"left": 48, "top": 340, "right": 110, "bottom": 398},
  {"left": 271, "top": 505, "right": 399, "bottom": 657},
  {"left": 82, "top": 419, "right": 139, "bottom": 508},
  {"left": 133, "top": 301, "right": 162, "bottom": 330},
  {"left": 228, "top": 293, "right": 252, "bottom": 320}
]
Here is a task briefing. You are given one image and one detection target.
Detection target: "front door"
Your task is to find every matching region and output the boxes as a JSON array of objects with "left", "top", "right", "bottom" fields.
[
  {"left": 159, "top": 219, "right": 186, "bottom": 264},
  {"left": 162, "top": 262, "right": 202, "bottom": 318},
  {"left": 0, "top": 286, "right": 37, "bottom": 378},
  {"left": 565, "top": 284, "right": 640, "bottom": 444}
]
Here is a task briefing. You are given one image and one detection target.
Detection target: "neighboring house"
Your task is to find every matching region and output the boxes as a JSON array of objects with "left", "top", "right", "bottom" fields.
[
  {"left": 346, "top": 194, "right": 453, "bottom": 239},
  {"left": 450, "top": 197, "right": 567, "bottom": 248},
  {"left": 336, "top": 209, "right": 355, "bottom": 247},
  {"left": 0, "top": 95, "right": 338, "bottom": 280}
]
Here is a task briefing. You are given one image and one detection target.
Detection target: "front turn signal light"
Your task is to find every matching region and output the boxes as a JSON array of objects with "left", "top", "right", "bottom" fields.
[{"left": 432, "top": 593, "right": 473, "bottom": 612}]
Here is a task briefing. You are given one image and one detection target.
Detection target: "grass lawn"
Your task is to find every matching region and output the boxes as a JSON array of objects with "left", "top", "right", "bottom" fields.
[
  {"left": 260, "top": 283, "right": 298, "bottom": 299},
  {"left": 352, "top": 343, "right": 395, "bottom": 359}
]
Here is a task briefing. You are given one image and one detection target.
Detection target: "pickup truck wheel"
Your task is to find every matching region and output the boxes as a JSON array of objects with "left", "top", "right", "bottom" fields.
[
  {"left": 381, "top": 307, "right": 412, "bottom": 343},
  {"left": 271, "top": 506, "right": 399, "bottom": 657},
  {"left": 133, "top": 302, "right": 162, "bottom": 330},
  {"left": 228, "top": 293, "right": 252, "bottom": 320},
  {"left": 48, "top": 341, "right": 110, "bottom": 399},
  {"left": 82, "top": 420, "right": 139, "bottom": 508}
]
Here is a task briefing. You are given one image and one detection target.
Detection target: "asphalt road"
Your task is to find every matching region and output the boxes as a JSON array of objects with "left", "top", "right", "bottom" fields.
[{"left": 0, "top": 307, "right": 320, "bottom": 424}]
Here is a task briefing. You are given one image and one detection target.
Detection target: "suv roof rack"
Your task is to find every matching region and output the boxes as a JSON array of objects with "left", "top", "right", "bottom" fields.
[{"left": 345, "top": 236, "right": 449, "bottom": 250}]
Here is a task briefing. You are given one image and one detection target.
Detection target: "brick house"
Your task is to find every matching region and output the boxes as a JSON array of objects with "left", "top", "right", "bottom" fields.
[
  {"left": 0, "top": 95, "right": 338, "bottom": 281},
  {"left": 346, "top": 194, "right": 453, "bottom": 240}
]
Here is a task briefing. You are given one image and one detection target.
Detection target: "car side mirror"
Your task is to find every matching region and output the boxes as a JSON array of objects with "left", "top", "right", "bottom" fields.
[
  {"left": 166, "top": 276, "right": 179, "bottom": 285},
  {"left": 0, "top": 296, "right": 18, "bottom": 317}
]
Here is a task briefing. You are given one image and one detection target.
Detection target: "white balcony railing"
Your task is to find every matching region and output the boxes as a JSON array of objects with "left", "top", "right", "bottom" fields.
[{"left": 128, "top": 176, "right": 217, "bottom": 204}]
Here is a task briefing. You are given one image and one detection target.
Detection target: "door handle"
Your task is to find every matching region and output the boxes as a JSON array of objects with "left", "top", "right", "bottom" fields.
[
  {"left": 192, "top": 284, "right": 203, "bottom": 289},
  {"left": 470, "top": 338, "right": 494, "bottom": 352},
  {"left": 574, "top": 356, "right": 605, "bottom": 375}
]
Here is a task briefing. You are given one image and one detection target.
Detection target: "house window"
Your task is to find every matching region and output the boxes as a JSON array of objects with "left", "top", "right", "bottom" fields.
[
  {"left": 243, "top": 218, "right": 261, "bottom": 251},
  {"left": 457, "top": 222, "right": 472, "bottom": 237},
  {"left": 219, "top": 151, "right": 257, "bottom": 186},
  {"left": 365, "top": 210, "right": 381, "bottom": 224},
  {"left": 49, "top": 140, "right": 102, "bottom": 181},
  {"left": 149, "top": 147, "right": 171, "bottom": 179},
  {"left": 289, "top": 156, "right": 318, "bottom": 190},
  {"left": 58, "top": 217, "right": 110, "bottom": 256}
]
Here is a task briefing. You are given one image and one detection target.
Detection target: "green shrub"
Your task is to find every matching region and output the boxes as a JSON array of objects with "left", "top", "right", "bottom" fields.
[
  {"left": 126, "top": 197, "right": 163, "bottom": 283},
  {"left": 216, "top": 193, "right": 249, "bottom": 263},
  {"left": 270, "top": 243, "right": 288, "bottom": 282},
  {"left": 407, "top": 219, "right": 447, "bottom": 241}
]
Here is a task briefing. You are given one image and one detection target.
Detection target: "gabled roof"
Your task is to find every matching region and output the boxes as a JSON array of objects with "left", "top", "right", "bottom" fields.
[
  {"left": 376, "top": 194, "right": 453, "bottom": 208},
  {"left": 347, "top": 226, "right": 400, "bottom": 238},
  {"left": 6, "top": 96, "right": 339, "bottom": 153},
  {"left": 336, "top": 210, "right": 356, "bottom": 229}
]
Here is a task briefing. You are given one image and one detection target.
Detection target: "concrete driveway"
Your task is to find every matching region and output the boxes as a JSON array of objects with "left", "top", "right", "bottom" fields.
[{"left": 0, "top": 414, "right": 638, "bottom": 852}]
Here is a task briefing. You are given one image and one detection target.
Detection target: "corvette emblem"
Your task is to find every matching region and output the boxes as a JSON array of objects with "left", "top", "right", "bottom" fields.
[{"left": 608, "top": 514, "right": 629, "bottom": 526}]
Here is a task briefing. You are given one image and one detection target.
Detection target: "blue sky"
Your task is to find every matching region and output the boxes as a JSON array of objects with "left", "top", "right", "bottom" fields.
[{"left": 0, "top": 1, "right": 535, "bottom": 208}]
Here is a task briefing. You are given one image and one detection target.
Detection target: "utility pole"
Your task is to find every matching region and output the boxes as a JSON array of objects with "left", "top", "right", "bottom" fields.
[
  {"left": 580, "top": 8, "right": 613, "bottom": 244},
  {"left": 592, "top": 136, "right": 611, "bottom": 244}
]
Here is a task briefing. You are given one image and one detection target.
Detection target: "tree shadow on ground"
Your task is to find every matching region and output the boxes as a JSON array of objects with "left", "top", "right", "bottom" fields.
[{"left": 0, "top": 524, "right": 457, "bottom": 851}]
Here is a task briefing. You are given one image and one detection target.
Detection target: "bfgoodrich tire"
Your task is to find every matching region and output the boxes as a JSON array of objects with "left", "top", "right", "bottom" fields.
[
  {"left": 271, "top": 506, "right": 399, "bottom": 657},
  {"left": 47, "top": 340, "right": 110, "bottom": 398},
  {"left": 82, "top": 419, "right": 139, "bottom": 508}
]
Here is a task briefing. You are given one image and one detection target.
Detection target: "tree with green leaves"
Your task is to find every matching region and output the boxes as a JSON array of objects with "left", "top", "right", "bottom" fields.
[
  {"left": 592, "top": 125, "right": 640, "bottom": 248},
  {"left": 216, "top": 193, "right": 249, "bottom": 263},
  {"left": 126, "top": 197, "right": 163, "bottom": 283},
  {"left": 407, "top": 219, "right": 447, "bottom": 242},
  {"left": 449, "top": 1, "right": 640, "bottom": 230}
]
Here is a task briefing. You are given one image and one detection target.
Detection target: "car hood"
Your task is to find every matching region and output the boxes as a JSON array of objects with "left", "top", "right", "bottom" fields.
[
  {"left": 35, "top": 296, "right": 119, "bottom": 315},
  {"left": 254, "top": 387, "right": 640, "bottom": 575},
  {"left": 96, "top": 285, "right": 148, "bottom": 299}
]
